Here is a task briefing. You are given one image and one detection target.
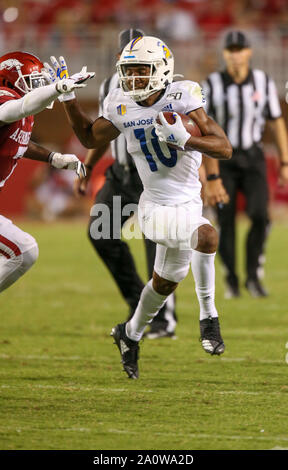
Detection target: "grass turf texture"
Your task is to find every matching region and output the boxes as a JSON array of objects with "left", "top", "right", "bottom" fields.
[{"left": 0, "top": 218, "right": 288, "bottom": 450}]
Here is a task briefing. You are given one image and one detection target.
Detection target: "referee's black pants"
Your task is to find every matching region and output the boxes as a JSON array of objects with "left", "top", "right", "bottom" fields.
[
  {"left": 217, "top": 145, "right": 270, "bottom": 285},
  {"left": 88, "top": 162, "right": 177, "bottom": 327}
]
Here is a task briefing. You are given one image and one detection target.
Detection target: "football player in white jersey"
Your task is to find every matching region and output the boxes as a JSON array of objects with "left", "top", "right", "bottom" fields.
[{"left": 47, "top": 36, "right": 232, "bottom": 379}]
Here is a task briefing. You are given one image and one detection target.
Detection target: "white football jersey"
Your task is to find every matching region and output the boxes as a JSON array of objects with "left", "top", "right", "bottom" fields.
[{"left": 103, "top": 80, "right": 205, "bottom": 205}]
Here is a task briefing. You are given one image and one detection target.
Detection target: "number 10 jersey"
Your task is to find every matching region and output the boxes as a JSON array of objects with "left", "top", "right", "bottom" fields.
[{"left": 102, "top": 80, "right": 206, "bottom": 206}]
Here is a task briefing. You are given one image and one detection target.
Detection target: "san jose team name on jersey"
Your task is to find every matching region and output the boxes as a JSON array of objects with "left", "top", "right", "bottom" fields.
[
  {"left": 9, "top": 128, "right": 31, "bottom": 145},
  {"left": 124, "top": 117, "right": 154, "bottom": 128},
  {"left": 103, "top": 80, "right": 205, "bottom": 205}
]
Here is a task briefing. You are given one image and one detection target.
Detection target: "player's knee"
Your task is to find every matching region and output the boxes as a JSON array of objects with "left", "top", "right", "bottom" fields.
[
  {"left": 21, "top": 243, "right": 39, "bottom": 273},
  {"left": 152, "top": 271, "right": 178, "bottom": 296},
  {"left": 195, "top": 224, "right": 218, "bottom": 253}
]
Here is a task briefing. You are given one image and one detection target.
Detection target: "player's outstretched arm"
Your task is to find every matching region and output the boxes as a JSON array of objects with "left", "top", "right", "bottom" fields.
[
  {"left": 24, "top": 141, "right": 86, "bottom": 178},
  {"left": 0, "top": 72, "right": 92, "bottom": 127},
  {"left": 63, "top": 99, "right": 120, "bottom": 149},
  {"left": 0, "top": 84, "right": 60, "bottom": 126}
]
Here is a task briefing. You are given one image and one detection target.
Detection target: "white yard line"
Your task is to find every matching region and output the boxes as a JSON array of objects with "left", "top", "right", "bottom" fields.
[
  {"left": 0, "top": 384, "right": 154, "bottom": 393},
  {"left": 0, "top": 384, "right": 286, "bottom": 397},
  {"left": 106, "top": 429, "right": 288, "bottom": 442},
  {"left": 0, "top": 354, "right": 285, "bottom": 365},
  {"left": 0, "top": 425, "right": 287, "bottom": 443}
]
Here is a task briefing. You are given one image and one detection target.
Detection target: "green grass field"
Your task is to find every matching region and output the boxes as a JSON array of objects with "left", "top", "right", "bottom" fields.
[{"left": 0, "top": 217, "right": 288, "bottom": 450}]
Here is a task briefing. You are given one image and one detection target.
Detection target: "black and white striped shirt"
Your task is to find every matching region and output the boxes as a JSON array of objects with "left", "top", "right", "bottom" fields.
[
  {"left": 99, "top": 73, "right": 134, "bottom": 168},
  {"left": 202, "top": 69, "right": 282, "bottom": 150}
]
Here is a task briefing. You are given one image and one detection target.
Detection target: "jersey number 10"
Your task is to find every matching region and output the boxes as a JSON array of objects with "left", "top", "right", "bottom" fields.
[{"left": 134, "top": 128, "right": 177, "bottom": 172}]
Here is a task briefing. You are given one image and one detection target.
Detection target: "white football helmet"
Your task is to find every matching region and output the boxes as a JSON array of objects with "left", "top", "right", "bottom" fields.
[{"left": 116, "top": 36, "right": 174, "bottom": 102}]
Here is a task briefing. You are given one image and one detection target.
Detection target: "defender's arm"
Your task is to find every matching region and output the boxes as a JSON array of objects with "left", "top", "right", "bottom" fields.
[{"left": 24, "top": 141, "right": 86, "bottom": 178}]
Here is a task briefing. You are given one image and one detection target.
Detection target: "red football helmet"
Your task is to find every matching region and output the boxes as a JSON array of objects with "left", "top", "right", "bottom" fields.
[{"left": 0, "top": 51, "right": 46, "bottom": 96}]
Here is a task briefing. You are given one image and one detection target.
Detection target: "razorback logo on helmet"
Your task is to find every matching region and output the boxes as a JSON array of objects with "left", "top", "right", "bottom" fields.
[
  {"left": 0, "top": 89, "right": 15, "bottom": 97},
  {"left": 0, "top": 59, "right": 23, "bottom": 71}
]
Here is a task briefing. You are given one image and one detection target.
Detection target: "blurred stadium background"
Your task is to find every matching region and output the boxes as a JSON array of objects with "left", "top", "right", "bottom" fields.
[{"left": 0, "top": 0, "right": 288, "bottom": 217}]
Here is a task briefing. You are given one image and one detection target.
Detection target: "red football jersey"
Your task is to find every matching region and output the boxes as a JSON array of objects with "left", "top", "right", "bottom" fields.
[{"left": 0, "top": 87, "right": 34, "bottom": 189}]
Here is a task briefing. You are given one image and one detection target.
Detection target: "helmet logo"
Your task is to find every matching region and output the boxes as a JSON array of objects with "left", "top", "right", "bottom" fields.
[
  {"left": 162, "top": 46, "right": 171, "bottom": 59},
  {"left": 157, "top": 41, "right": 171, "bottom": 59},
  {"left": 0, "top": 59, "right": 23, "bottom": 70},
  {"left": 129, "top": 36, "right": 143, "bottom": 51},
  {"left": 0, "top": 90, "right": 14, "bottom": 97}
]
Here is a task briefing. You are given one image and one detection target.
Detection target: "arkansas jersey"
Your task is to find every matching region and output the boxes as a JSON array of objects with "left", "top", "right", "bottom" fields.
[
  {"left": 0, "top": 87, "right": 34, "bottom": 189},
  {"left": 102, "top": 80, "right": 206, "bottom": 205}
]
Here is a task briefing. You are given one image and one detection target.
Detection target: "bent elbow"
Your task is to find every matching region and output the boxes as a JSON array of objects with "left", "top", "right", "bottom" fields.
[
  {"left": 81, "top": 139, "right": 96, "bottom": 150},
  {"left": 71, "top": 126, "right": 95, "bottom": 149}
]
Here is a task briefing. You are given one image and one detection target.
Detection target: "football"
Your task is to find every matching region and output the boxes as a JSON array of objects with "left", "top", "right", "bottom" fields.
[{"left": 156, "top": 111, "right": 202, "bottom": 150}]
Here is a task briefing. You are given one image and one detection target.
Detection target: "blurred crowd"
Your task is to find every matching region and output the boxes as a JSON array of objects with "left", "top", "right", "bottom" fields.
[
  {"left": 1, "top": 0, "right": 288, "bottom": 97},
  {"left": 1, "top": 0, "right": 288, "bottom": 48}
]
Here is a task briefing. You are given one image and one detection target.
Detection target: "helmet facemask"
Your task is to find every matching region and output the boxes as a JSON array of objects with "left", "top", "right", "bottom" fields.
[
  {"left": 117, "top": 62, "right": 160, "bottom": 102},
  {"left": 15, "top": 69, "right": 47, "bottom": 95}
]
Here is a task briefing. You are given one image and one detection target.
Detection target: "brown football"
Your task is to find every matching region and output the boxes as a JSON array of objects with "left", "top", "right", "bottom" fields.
[{"left": 156, "top": 111, "right": 202, "bottom": 150}]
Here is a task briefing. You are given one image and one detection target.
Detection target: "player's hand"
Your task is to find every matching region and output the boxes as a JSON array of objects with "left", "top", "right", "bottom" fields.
[
  {"left": 43, "top": 56, "right": 71, "bottom": 102},
  {"left": 154, "top": 112, "right": 191, "bottom": 150},
  {"left": 278, "top": 164, "right": 288, "bottom": 186},
  {"left": 204, "top": 178, "right": 229, "bottom": 207},
  {"left": 43, "top": 56, "right": 95, "bottom": 102},
  {"left": 49, "top": 152, "right": 86, "bottom": 178},
  {"left": 73, "top": 168, "right": 91, "bottom": 197}
]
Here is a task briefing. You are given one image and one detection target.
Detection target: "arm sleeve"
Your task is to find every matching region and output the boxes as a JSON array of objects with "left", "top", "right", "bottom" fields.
[
  {"left": 0, "top": 83, "right": 60, "bottom": 123},
  {"left": 266, "top": 77, "right": 282, "bottom": 120}
]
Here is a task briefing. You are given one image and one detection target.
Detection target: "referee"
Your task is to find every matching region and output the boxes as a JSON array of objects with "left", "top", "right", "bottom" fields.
[
  {"left": 74, "top": 29, "right": 177, "bottom": 338},
  {"left": 202, "top": 30, "right": 288, "bottom": 298}
]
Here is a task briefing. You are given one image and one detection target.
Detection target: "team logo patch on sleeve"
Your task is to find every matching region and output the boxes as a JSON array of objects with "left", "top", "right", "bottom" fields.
[{"left": 117, "top": 104, "right": 127, "bottom": 116}]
